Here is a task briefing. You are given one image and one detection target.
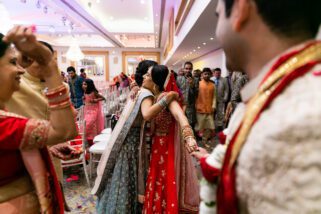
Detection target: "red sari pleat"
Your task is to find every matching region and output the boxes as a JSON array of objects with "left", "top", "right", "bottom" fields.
[{"left": 143, "top": 119, "right": 178, "bottom": 214}]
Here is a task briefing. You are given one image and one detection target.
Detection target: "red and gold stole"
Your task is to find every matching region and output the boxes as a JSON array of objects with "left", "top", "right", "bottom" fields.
[
  {"left": 0, "top": 111, "right": 64, "bottom": 214},
  {"left": 217, "top": 41, "right": 321, "bottom": 214}
]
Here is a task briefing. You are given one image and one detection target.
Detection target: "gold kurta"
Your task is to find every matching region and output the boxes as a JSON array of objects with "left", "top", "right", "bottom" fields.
[{"left": 5, "top": 72, "right": 63, "bottom": 181}]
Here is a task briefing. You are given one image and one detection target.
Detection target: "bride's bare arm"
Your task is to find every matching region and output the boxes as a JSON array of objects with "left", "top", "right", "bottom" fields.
[
  {"left": 168, "top": 100, "right": 189, "bottom": 127},
  {"left": 168, "top": 101, "right": 198, "bottom": 153}
]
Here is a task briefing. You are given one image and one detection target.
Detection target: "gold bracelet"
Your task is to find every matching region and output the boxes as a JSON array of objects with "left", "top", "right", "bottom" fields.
[{"left": 181, "top": 125, "right": 194, "bottom": 140}]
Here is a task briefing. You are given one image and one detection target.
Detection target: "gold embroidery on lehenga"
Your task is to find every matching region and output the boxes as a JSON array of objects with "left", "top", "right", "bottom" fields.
[
  {"left": 0, "top": 110, "right": 26, "bottom": 119},
  {"left": 21, "top": 119, "right": 50, "bottom": 149}
]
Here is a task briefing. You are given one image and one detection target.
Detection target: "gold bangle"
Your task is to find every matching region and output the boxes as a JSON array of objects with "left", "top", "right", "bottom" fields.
[{"left": 181, "top": 125, "right": 194, "bottom": 139}]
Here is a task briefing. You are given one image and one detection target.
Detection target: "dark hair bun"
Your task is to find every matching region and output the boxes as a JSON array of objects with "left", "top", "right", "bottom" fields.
[
  {"left": 135, "top": 60, "right": 158, "bottom": 86},
  {"left": 151, "top": 65, "right": 169, "bottom": 92},
  {"left": 0, "top": 33, "right": 10, "bottom": 58}
]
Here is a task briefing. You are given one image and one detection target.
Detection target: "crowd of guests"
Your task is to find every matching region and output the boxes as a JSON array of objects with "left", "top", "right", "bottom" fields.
[
  {"left": 175, "top": 61, "right": 248, "bottom": 148},
  {"left": 0, "top": 0, "right": 320, "bottom": 213}
]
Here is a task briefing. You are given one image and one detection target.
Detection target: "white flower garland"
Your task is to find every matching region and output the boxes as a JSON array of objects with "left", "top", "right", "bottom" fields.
[{"left": 199, "top": 142, "right": 228, "bottom": 213}]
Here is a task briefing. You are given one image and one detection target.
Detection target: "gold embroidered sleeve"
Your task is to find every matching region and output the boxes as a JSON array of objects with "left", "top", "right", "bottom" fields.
[{"left": 20, "top": 119, "right": 50, "bottom": 149}]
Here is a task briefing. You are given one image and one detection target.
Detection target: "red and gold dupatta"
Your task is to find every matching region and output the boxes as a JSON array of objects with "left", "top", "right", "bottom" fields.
[{"left": 0, "top": 111, "right": 64, "bottom": 213}]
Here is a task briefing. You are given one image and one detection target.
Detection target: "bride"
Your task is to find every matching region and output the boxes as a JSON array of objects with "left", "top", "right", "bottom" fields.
[
  {"left": 141, "top": 65, "right": 200, "bottom": 213},
  {"left": 93, "top": 60, "right": 179, "bottom": 213}
]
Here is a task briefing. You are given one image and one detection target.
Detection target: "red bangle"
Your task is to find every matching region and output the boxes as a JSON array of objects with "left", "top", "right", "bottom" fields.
[
  {"left": 46, "top": 88, "right": 67, "bottom": 99},
  {"left": 46, "top": 85, "right": 67, "bottom": 99},
  {"left": 48, "top": 97, "right": 70, "bottom": 106},
  {"left": 49, "top": 100, "right": 71, "bottom": 110}
]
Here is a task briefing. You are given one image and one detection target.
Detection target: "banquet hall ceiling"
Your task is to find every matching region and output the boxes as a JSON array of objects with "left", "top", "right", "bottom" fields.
[
  {"left": 0, "top": 0, "right": 164, "bottom": 48},
  {"left": 1, "top": 0, "right": 223, "bottom": 65}
]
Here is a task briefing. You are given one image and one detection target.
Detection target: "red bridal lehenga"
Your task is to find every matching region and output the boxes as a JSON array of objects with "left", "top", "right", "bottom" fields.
[{"left": 143, "top": 74, "right": 200, "bottom": 214}]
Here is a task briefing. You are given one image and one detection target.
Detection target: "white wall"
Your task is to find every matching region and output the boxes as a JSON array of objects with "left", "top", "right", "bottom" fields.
[
  {"left": 108, "top": 50, "right": 122, "bottom": 80},
  {"left": 163, "top": 0, "right": 211, "bottom": 64},
  {"left": 191, "top": 48, "right": 228, "bottom": 77},
  {"left": 55, "top": 46, "right": 161, "bottom": 81}
]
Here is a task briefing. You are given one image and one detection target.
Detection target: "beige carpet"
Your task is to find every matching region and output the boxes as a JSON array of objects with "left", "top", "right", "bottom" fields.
[{"left": 62, "top": 166, "right": 97, "bottom": 213}]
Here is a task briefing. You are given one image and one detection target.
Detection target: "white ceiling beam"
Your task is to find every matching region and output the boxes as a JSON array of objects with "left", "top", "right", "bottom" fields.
[{"left": 52, "top": 0, "right": 124, "bottom": 47}]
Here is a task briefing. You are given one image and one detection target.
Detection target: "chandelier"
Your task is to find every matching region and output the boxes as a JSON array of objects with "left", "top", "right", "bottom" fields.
[{"left": 66, "top": 40, "right": 84, "bottom": 61}]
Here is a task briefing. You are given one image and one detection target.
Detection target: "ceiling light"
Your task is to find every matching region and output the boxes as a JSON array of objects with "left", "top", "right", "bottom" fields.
[
  {"left": 203, "top": 42, "right": 206, "bottom": 45},
  {"left": 210, "top": 37, "right": 214, "bottom": 40},
  {"left": 43, "top": 6, "right": 48, "bottom": 14},
  {"left": 193, "top": 49, "right": 196, "bottom": 52},
  {"left": 62, "top": 16, "right": 67, "bottom": 26},
  {"left": 36, "top": 0, "right": 41, "bottom": 9},
  {"left": 197, "top": 46, "right": 201, "bottom": 49},
  {"left": 66, "top": 41, "right": 84, "bottom": 61},
  {"left": 140, "top": 0, "right": 145, "bottom": 4},
  {"left": 96, "top": 0, "right": 101, "bottom": 3},
  {"left": 110, "top": 16, "right": 114, "bottom": 20},
  {"left": 49, "top": 26, "right": 55, "bottom": 33},
  {"left": 65, "top": 19, "right": 71, "bottom": 26}
]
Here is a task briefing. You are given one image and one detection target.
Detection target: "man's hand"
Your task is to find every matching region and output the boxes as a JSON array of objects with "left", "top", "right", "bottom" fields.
[
  {"left": 187, "top": 77, "right": 194, "bottom": 87},
  {"left": 191, "top": 147, "right": 209, "bottom": 160},
  {"left": 49, "top": 143, "right": 82, "bottom": 160}
]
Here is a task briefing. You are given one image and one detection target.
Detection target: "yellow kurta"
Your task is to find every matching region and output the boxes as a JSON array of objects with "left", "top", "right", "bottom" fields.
[{"left": 5, "top": 72, "right": 63, "bottom": 181}]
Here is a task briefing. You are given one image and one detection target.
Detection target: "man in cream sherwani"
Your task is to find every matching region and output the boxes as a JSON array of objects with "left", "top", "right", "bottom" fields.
[{"left": 193, "top": 0, "right": 321, "bottom": 213}]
